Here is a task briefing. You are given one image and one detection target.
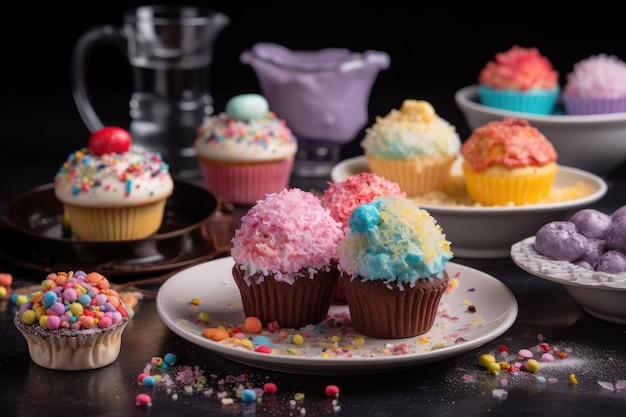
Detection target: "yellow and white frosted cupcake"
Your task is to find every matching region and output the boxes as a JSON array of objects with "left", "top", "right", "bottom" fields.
[
  {"left": 336, "top": 196, "right": 452, "bottom": 338},
  {"left": 54, "top": 127, "right": 174, "bottom": 241},
  {"left": 360, "top": 100, "right": 461, "bottom": 196},
  {"left": 195, "top": 94, "right": 298, "bottom": 205},
  {"left": 461, "top": 117, "right": 558, "bottom": 206}
]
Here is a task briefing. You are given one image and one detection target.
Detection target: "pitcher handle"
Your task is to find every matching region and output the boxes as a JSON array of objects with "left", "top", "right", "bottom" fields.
[{"left": 71, "top": 25, "right": 126, "bottom": 132}]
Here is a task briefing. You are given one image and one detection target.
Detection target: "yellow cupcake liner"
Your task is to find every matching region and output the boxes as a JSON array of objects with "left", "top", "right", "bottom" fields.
[
  {"left": 462, "top": 163, "right": 558, "bottom": 206},
  {"left": 63, "top": 200, "right": 167, "bottom": 241},
  {"left": 365, "top": 155, "right": 456, "bottom": 197}
]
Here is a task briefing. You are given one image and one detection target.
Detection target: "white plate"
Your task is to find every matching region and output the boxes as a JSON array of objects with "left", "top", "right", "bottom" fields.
[
  {"left": 330, "top": 156, "right": 608, "bottom": 259},
  {"left": 511, "top": 237, "right": 626, "bottom": 324},
  {"left": 156, "top": 257, "right": 518, "bottom": 375}
]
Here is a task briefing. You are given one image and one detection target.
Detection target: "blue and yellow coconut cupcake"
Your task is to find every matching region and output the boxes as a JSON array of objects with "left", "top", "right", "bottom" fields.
[{"left": 336, "top": 196, "right": 452, "bottom": 338}]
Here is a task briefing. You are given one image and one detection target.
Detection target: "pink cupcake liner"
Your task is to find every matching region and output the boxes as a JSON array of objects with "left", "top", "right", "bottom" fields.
[{"left": 198, "top": 158, "right": 294, "bottom": 205}]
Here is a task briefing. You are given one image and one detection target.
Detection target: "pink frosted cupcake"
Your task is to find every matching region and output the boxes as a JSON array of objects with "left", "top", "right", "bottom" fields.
[
  {"left": 478, "top": 45, "right": 560, "bottom": 114},
  {"left": 562, "top": 54, "right": 626, "bottom": 115},
  {"left": 230, "top": 188, "right": 343, "bottom": 328},
  {"left": 321, "top": 172, "right": 407, "bottom": 303},
  {"left": 195, "top": 94, "right": 298, "bottom": 205}
]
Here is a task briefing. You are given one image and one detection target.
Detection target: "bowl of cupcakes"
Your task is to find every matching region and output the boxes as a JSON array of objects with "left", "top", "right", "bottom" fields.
[
  {"left": 455, "top": 46, "right": 626, "bottom": 177},
  {"left": 330, "top": 100, "right": 608, "bottom": 259},
  {"left": 511, "top": 206, "right": 626, "bottom": 325}
]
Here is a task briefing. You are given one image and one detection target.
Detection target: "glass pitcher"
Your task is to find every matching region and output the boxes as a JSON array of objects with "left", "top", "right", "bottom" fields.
[
  {"left": 71, "top": 5, "right": 229, "bottom": 177},
  {"left": 240, "top": 42, "right": 390, "bottom": 177}
]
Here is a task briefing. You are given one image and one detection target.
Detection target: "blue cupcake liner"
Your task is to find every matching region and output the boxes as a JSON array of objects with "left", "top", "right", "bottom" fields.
[{"left": 478, "top": 85, "right": 560, "bottom": 115}]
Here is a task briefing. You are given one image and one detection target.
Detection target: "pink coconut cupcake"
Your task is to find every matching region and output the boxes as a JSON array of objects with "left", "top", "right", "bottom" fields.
[
  {"left": 562, "top": 54, "right": 626, "bottom": 115},
  {"left": 230, "top": 188, "right": 343, "bottom": 328},
  {"left": 478, "top": 45, "right": 560, "bottom": 114},
  {"left": 321, "top": 172, "right": 407, "bottom": 303},
  {"left": 195, "top": 94, "right": 297, "bottom": 205}
]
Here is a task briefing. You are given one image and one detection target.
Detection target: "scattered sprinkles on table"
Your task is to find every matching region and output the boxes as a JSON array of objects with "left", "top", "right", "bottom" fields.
[{"left": 134, "top": 351, "right": 342, "bottom": 413}]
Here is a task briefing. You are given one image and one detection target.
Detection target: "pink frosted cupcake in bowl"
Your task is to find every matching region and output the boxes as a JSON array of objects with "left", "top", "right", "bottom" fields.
[
  {"left": 478, "top": 45, "right": 560, "bottom": 114},
  {"left": 195, "top": 94, "right": 298, "bottom": 205},
  {"left": 562, "top": 54, "right": 626, "bottom": 115}
]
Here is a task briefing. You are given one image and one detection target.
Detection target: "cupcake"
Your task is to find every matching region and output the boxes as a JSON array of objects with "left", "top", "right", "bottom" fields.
[
  {"left": 336, "top": 196, "right": 452, "bottom": 339},
  {"left": 562, "top": 54, "right": 626, "bottom": 115},
  {"left": 230, "top": 188, "right": 343, "bottom": 328},
  {"left": 360, "top": 99, "right": 461, "bottom": 196},
  {"left": 195, "top": 93, "right": 298, "bottom": 205},
  {"left": 13, "top": 270, "right": 130, "bottom": 370},
  {"left": 54, "top": 126, "right": 174, "bottom": 241},
  {"left": 461, "top": 117, "right": 558, "bottom": 206},
  {"left": 478, "top": 45, "right": 560, "bottom": 114},
  {"left": 321, "top": 172, "right": 407, "bottom": 302}
]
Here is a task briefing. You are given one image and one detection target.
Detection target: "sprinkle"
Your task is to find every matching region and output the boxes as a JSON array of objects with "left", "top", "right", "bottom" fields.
[
  {"left": 263, "top": 382, "right": 278, "bottom": 394},
  {"left": 325, "top": 385, "right": 340, "bottom": 397},
  {"left": 135, "top": 394, "right": 152, "bottom": 408},
  {"left": 569, "top": 374, "right": 578, "bottom": 385},
  {"left": 244, "top": 316, "right": 263, "bottom": 333},
  {"left": 190, "top": 298, "right": 200, "bottom": 306},
  {"left": 240, "top": 389, "right": 257, "bottom": 403}
]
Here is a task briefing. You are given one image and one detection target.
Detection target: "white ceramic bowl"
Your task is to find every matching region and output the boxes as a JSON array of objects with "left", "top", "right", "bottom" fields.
[
  {"left": 511, "top": 237, "right": 626, "bottom": 324},
  {"left": 330, "top": 156, "right": 608, "bottom": 259},
  {"left": 455, "top": 85, "right": 626, "bottom": 176}
]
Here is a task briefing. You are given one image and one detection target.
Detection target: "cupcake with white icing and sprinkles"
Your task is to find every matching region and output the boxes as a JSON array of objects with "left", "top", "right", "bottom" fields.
[
  {"left": 195, "top": 93, "right": 298, "bottom": 205},
  {"left": 336, "top": 196, "right": 453, "bottom": 339},
  {"left": 13, "top": 270, "right": 130, "bottom": 370},
  {"left": 54, "top": 126, "right": 174, "bottom": 241}
]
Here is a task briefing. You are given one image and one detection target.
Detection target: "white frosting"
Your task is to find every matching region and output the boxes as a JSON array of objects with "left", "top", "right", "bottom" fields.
[
  {"left": 195, "top": 112, "right": 297, "bottom": 162},
  {"left": 54, "top": 146, "right": 173, "bottom": 207}
]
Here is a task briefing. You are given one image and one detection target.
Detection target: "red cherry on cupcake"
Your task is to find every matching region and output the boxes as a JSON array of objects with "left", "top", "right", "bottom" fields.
[{"left": 88, "top": 126, "right": 132, "bottom": 155}]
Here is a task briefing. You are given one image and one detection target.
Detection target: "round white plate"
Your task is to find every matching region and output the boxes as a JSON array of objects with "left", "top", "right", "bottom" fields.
[
  {"left": 511, "top": 237, "right": 626, "bottom": 324},
  {"left": 330, "top": 156, "right": 607, "bottom": 259},
  {"left": 156, "top": 257, "right": 518, "bottom": 375}
]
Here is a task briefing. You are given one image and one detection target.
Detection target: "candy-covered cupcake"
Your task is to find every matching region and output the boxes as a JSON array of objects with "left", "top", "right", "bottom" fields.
[
  {"left": 361, "top": 100, "right": 461, "bottom": 196},
  {"left": 54, "top": 127, "right": 173, "bottom": 241},
  {"left": 13, "top": 270, "right": 130, "bottom": 370},
  {"left": 230, "top": 188, "right": 343, "bottom": 328},
  {"left": 562, "top": 54, "right": 626, "bottom": 115},
  {"left": 461, "top": 117, "right": 558, "bottom": 206},
  {"left": 336, "top": 196, "right": 452, "bottom": 339},
  {"left": 478, "top": 45, "right": 560, "bottom": 114},
  {"left": 195, "top": 93, "right": 298, "bottom": 205}
]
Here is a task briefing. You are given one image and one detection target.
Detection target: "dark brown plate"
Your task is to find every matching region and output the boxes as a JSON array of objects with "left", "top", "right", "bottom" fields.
[{"left": 0, "top": 180, "right": 236, "bottom": 279}]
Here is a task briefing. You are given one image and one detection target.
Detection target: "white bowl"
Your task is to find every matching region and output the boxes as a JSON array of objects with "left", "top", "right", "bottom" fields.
[
  {"left": 330, "top": 156, "right": 608, "bottom": 259},
  {"left": 511, "top": 237, "right": 626, "bottom": 324},
  {"left": 455, "top": 85, "right": 626, "bottom": 176}
]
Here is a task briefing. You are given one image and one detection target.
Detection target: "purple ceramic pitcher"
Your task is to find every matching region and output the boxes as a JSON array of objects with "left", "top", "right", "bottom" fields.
[{"left": 240, "top": 43, "right": 390, "bottom": 177}]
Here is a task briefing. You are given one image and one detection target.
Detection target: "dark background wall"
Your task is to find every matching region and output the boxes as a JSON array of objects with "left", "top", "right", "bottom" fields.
[{"left": 4, "top": 1, "right": 626, "bottom": 155}]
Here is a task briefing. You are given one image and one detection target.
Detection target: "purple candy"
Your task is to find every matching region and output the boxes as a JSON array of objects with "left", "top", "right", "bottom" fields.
[
  {"left": 569, "top": 209, "right": 612, "bottom": 239},
  {"left": 535, "top": 221, "right": 588, "bottom": 262},
  {"left": 574, "top": 259, "right": 594, "bottom": 270},
  {"left": 611, "top": 204, "right": 626, "bottom": 220},
  {"left": 579, "top": 238, "right": 606, "bottom": 267},
  {"left": 596, "top": 250, "right": 626, "bottom": 274},
  {"left": 605, "top": 216, "right": 626, "bottom": 251}
]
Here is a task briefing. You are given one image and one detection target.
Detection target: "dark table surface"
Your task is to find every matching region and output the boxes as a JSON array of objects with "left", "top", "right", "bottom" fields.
[{"left": 1, "top": 90, "right": 626, "bottom": 417}]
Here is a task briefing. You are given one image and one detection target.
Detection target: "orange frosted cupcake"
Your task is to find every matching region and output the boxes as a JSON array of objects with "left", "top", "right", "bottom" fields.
[
  {"left": 461, "top": 117, "right": 558, "bottom": 206},
  {"left": 360, "top": 100, "right": 461, "bottom": 196},
  {"left": 478, "top": 45, "right": 560, "bottom": 114}
]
